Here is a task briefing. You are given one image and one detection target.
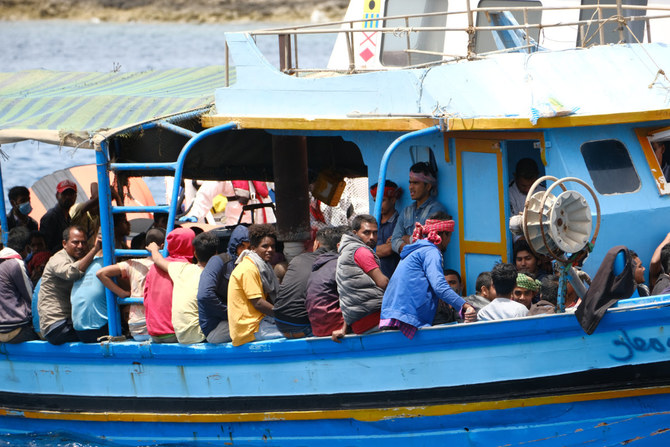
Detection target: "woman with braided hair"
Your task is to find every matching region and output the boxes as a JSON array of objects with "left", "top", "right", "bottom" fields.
[{"left": 380, "top": 212, "right": 476, "bottom": 339}]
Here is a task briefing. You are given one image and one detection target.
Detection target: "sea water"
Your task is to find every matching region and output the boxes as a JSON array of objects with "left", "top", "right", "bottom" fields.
[
  {"left": 0, "top": 19, "right": 335, "bottom": 203},
  {"left": 0, "top": 19, "right": 335, "bottom": 447}
]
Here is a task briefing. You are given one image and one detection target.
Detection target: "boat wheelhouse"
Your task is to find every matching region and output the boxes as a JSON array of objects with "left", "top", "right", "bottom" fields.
[{"left": 2, "top": 1, "right": 670, "bottom": 445}]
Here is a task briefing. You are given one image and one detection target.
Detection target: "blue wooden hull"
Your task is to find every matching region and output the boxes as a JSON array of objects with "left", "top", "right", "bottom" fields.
[{"left": 2, "top": 298, "right": 670, "bottom": 445}]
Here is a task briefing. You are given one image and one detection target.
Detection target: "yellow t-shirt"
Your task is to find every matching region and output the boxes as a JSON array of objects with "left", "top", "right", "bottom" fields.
[
  {"left": 227, "top": 256, "right": 265, "bottom": 346},
  {"left": 168, "top": 262, "right": 205, "bottom": 344}
]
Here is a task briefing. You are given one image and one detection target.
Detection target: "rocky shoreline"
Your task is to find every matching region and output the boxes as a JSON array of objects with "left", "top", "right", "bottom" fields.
[{"left": 0, "top": 0, "right": 349, "bottom": 23}]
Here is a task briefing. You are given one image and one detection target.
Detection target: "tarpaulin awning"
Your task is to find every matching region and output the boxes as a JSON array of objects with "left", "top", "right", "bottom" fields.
[{"left": 0, "top": 66, "right": 232, "bottom": 148}]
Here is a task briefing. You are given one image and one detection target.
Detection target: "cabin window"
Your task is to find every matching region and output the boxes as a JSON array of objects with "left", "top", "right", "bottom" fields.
[
  {"left": 380, "top": 0, "right": 448, "bottom": 67},
  {"left": 581, "top": 139, "right": 640, "bottom": 194},
  {"left": 474, "top": 0, "right": 543, "bottom": 54},
  {"left": 577, "top": 0, "right": 648, "bottom": 46}
]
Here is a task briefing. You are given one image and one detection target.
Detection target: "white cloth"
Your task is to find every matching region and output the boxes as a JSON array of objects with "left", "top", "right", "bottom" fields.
[
  {"left": 186, "top": 181, "right": 276, "bottom": 225},
  {"left": 477, "top": 298, "right": 529, "bottom": 321}
]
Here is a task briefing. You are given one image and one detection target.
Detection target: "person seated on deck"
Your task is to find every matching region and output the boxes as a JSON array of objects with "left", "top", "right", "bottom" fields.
[
  {"left": 380, "top": 213, "right": 475, "bottom": 338},
  {"left": 0, "top": 229, "right": 39, "bottom": 343},
  {"left": 6, "top": 186, "right": 38, "bottom": 232},
  {"left": 477, "top": 263, "right": 530, "bottom": 321},
  {"left": 509, "top": 158, "right": 545, "bottom": 217},
  {"left": 333, "top": 214, "right": 389, "bottom": 341},
  {"left": 514, "top": 239, "right": 549, "bottom": 287},
  {"left": 529, "top": 275, "right": 558, "bottom": 316},
  {"left": 37, "top": 226, "right": 101, "bottom": 345},
  {"left": 147, "top": 231, "right": 218, "bottom": 344},
  {"left": 391, "top": 162, "right": 447, "bottom": 256},
  {"left": 26, "top": 231, "right": 50, "bottom": 286},
  {"left": 369, "top": 180, "right": 402, "bottom": 277},
  {"left": 69, "top": 239, "right": 107, "bottom": 343},
  {"left": 651, "top": 140, "right": 670, "bottom": 181},
  {"left": 196, "top": 225, "right": 249, "bottom": 344},
  {"left": 97, "top": 228, "right": 166, "bottom": 342},
  {"left": 273, "top": 226, "right": 343, "bottom": 339},
  {"left": 113, "top": 213, "right": 131, "bottom": 249},
  {"left": 432, "top": 268, "right": 462, "bottom": 325},
  {"left": 227, "top": 224, "right": 282, "bottom": 346},
  {"left": 305, "top": 226, "right": 349, "bottom": 338},
  {"left": 511, "top": 273, "right": 541, "bottom": 310},
  {"left": 40, "top": 180, "right": 78, "bottom": 254},
  {"left": 151, "top": 212, "right": 169, "bottom": 231},
  {"left": 463, "top": 271, "right": 496, "bottom": 315},
  {"left": 629, "top": 250, "right": 649, "bottom": 297},
  {"left": 143, "top": 227, "right": 195, "bottom": 344},
  {"left": 651, "top": 243, "right": 670, "bottom": 295}
]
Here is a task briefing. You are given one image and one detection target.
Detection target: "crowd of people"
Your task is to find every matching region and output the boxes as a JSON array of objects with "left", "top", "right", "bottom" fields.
[{"left": 0, "top": 160, "right": 667, "bottom": 346}]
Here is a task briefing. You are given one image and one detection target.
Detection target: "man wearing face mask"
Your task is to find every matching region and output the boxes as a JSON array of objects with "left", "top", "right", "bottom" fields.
[
  {"left": 6, "top": 186, "right": 38, "bottom": 232},
  {"left": 40, "top": 180, "right": 78, "bottom": 254}
]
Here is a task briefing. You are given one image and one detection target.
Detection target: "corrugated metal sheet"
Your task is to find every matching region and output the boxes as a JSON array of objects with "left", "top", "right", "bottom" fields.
[{"left": 0, "top": 66, "right": 232, "bottom": 146}]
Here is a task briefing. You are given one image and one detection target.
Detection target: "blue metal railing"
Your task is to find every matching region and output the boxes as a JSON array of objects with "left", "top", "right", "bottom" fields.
[{"left": 96, "top": 120, "right": 238, "bottom": 336}]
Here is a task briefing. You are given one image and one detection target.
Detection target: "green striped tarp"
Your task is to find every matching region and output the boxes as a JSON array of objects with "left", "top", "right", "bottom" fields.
[{"left": 0, "top": 66, "right": 233, "bottom": 147}]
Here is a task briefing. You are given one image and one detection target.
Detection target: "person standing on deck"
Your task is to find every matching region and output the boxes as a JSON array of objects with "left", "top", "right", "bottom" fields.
[
  {"left": 369, "top": 180, "right": 402, "bottom": 278},
  {"left": 509, "top": 158, "right": 545, "bottom": 217},
  {"left": 40, "top": 180, "right": 78, "bottom": 254},
  {"left": 391, "top": 162, "right": 447, "bottom": 255},
  {"left": 6, "top": 186, "right": 38, "bottom": 232}
]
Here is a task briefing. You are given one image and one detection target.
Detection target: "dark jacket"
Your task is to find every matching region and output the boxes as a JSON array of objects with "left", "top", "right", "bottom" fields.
[
  {"left": 274, "top": 247, "right": 328, "bottom": 325},
  {"left": 305, "top": 251, "right": 343, "bottom": 337}
]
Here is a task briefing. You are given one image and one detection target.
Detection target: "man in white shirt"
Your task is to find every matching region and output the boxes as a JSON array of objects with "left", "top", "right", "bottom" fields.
[{"left": 478, "top": 263, "right": 529, "bottom": 321}]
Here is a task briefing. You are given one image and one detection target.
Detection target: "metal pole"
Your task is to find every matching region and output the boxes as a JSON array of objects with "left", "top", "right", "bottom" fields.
[
  {"left": 96, "top": 141, "right": 122, "bottom": 337},
  {"left": 0, "top": 160, "right": 7, "bottom": 246},
  {"left": 616, "top": 0, "right": 625, "bottom": 43},
  {"left": 373, "top": 125, "right": 441, "bottom": 225}
]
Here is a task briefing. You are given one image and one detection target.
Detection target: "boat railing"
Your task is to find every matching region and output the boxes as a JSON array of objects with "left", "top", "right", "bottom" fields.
[{"left": 223, "top": 2, "right": 670, "bottom": 78}]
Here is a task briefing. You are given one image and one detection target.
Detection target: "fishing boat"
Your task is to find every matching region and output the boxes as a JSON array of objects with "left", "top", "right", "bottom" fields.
[{"left": 2, "top": 1, "right": 670, "bottom": 445}]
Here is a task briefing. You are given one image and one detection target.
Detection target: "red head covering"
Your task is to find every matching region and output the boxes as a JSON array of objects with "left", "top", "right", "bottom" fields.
[
  {"left": 370, "top": 183, "right": 402, "bottom": 199},
  {"left": 166, "top": 227, "right": 195, "bottom": 262},
  {"left": 411, "top": 219, "right": 455, "bottom": 245}
]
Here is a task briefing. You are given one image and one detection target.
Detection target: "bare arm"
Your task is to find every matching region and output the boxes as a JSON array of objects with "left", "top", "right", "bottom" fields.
[
  {"left": 79, "top": 183, "right": 99, "bottom": 214},
  {"left": 146, "top": 241, "right": 170, "bottom": 273},
  {"left": 375, "top": 237, "right": 393, "bottom": 258},
  {"left": 366, "top": 267, "right": 389, "bottom": 290},
  {"left": 650, "top": 232, "right": 670, "bottom": 287},
  {"left": 250, "top": 297, "right": 274, "bottom": 317},
  {"left": 96, "top": 264, "right": 131, "bottom": 298},
  {"left": 331, "top": 321, "right": 348, "bottom": 343},
  {"left": 77, "top": 237, "right": 102, "bottom": 273}
]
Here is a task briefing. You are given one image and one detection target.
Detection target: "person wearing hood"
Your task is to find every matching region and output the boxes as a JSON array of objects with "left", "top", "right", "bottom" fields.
[
  {"left": 143, "top": 227, "right": 195, "bottom": 343},
  {"left": 196, "top": 225, "right": 250, "bottom": 344},
  {"left": 305, "top": 226, "right": 349, "bottom": 337},
  {"left": 380, "top": 213, "right": 475, "bottom": 338},
  {"left": 227, "top": 224, "right": 282, "bottom": 346},
  {"left": 0, "top": 230, "right": 39, "bottom": 343}
]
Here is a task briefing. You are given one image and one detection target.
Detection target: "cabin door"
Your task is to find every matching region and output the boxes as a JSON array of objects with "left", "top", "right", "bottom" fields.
[{"left": 454, "top": 138, "right": 508, "bottom": 294}]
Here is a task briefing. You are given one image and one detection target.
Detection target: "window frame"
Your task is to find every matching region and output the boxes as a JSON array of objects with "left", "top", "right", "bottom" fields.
[{"left": 580, "top": 138, "right": 641, "bottom": 195}]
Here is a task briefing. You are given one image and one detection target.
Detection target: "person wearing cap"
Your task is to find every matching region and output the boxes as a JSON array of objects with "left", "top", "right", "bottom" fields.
[
  {"left": 40, "top": 180, "right": 78, "bottom": 254},
  {"left": 369, "top": 180, "right": 402, "bottom": 278},
  {"left": 512, "top": 273, "right": 542, "bottom": 310},
  {"left": 391, "top": 162, "right": 447, "bottom": 255},
  {"left": 380, "top": 212, "right": 475, "bottom": 339}
]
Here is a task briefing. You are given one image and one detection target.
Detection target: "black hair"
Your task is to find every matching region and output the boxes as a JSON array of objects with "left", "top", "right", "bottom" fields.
[
  {"left": 316, "top": 226, "right": 348, "bottom": 251},
  {"left": 513, "top": 239, "right": 538, "bottom": 260},
  {"left": 145, "top": 228, "right": 166, "bottom": 246},
  {"left": 193, "top": 232, "right": 219, "bottom": 264},
  {"left": 443, "top": 269, "right": 461, "bottom": 283},
  {"left": 475, "top": 271, "right": 493, "bottom": 291},
  {"left": 8, "top": 186, "right": 29, "bottom": 203},
  {"left": 351, "top": 214, "right": 377, "bottom": 232},
  {"left": 540, "top": 275, "right": 559, "bottom": 305},
  {"left": 490, "top": 263, "right": 518, "bottom": 297},
  {"left": 190, "top": 226, "right": 204, "bottom": 236},
  {"left": 660, "top": 244, "right": 670, "bottom": 274},
  {"left": 130, "top": 232, "right": 146, "bottom": 250},
  {"left": 7, "top": 227, "right": 31, "bottom": 253},
  {"left": 63, "top": 225, "right": 86, "bottom": 242},
  {"left": 410, "top": 161, "right": 436, "bottom": 178},
  {"left": 248, "top": 224, "right": 277, "bottom": 248},
  {"left": 514, "top": 158, "right": 540, "bottom": 180},
  {"left": 29, "top": 230, "right": 46, "bottom": 243}
]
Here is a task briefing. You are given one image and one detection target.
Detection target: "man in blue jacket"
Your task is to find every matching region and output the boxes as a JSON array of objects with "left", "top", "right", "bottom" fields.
[{"left": 381, "top": 212, "right": 475, "bottom": 338}]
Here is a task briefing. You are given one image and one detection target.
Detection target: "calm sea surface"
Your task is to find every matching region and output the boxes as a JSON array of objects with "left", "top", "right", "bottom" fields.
[
  {"left": 0, "top": 19, "right": 334, "bottom": 447},
  {"left": 0, "top": 19, "right": 335, "bottom": 203}
]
